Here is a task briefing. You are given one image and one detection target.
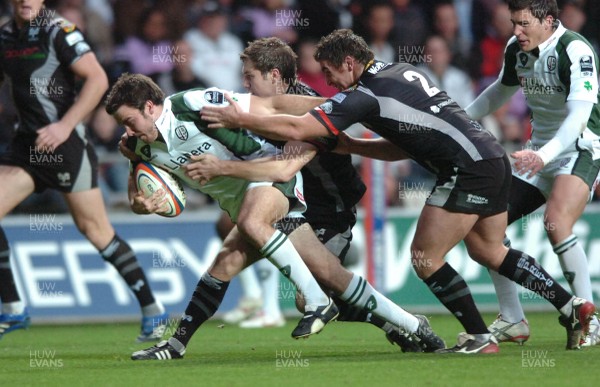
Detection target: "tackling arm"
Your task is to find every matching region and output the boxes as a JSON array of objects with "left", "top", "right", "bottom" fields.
[
  {"left": 335, "top": 132, "right": 410, "bottom": 161},
  {"left": 202, "top": 94, "right": 330, "bottom": 141},
  {"left": 186, "top": 141, "right": 317, "bottom": 183}
]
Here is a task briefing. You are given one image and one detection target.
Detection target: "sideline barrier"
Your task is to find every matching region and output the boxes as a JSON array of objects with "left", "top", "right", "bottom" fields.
[{"left": 5, "top": 207, "right": 600, "bottom": 322}]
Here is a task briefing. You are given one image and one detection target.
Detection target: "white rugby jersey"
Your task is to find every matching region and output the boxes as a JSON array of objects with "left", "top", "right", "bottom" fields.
[
  {"left": 130, "top": 88, "right": 280, "bottom": 220},
  {"left": 499, "top": 22, "right": 600, "bottom": 152}
]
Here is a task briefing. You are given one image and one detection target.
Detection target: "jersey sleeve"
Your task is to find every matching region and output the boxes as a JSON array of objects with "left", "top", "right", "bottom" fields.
[
  {"left": 499, "top": 37, "right": 520, "bottom": 87},
  {"left": 564, "top": 41, "right": 599, "bottom": 104},
  {"left": 309, "top": 90, "right": 376, "bottom": 136},
  {"left": 305, "top": 136, "right": 338, "bottom": 153},
  {"left": 53, "top": 19, "right": 92, "bottom": 65}
]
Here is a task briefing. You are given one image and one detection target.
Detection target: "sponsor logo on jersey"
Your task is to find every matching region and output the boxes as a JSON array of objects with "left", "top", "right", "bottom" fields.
[
  {"left": 331, "top": 93, "right": 346, "bottom": 104},
  {"left": 466, "top": 194, "right": 488, "bottom": 205},
  {"left": 429, "top": 98, "right": 454, "bottom": 114},
  {"left": 65, "top": 31, "right": 84, "bottom": 46},
  {"left": 74, "top": 41, "right": 90, "bottom": 55},
  {"left": 518, "top": 53, "right": 529, "bottom": 67},
  {"left": 204, "top": 90, "right": 224, "bottom": 104},
  {"left": 28, "top": 27, "right": 40, "bottom": 42},
  {"left": 519, "top": 77, "right": 563, "bottom": 94},
  {"left": 319, "top": 101, "right": 333, "bottom": 114},
  {"left": 584, "top": 81, "right": 593, "bottom": 91},
  {"left": 580, "top": 55, "right": 593, "bottom": 77},
  {"left": 174, "top": 126, "right": 188, "bottom": 141},
  {"left": 367, "top": 61, "right": 386, "bottom": 74},
  {"left": 546, "top": 56, "right": 556, "bottom": 72},
  {"left": 163, "top": 142, "right": 212, "bottom": 170},
  {"left": 57, "top": 172, "right": 71, "bottom": 187},
  {"left": 4, "top": 46, "right": 45, "bottom": 59}
]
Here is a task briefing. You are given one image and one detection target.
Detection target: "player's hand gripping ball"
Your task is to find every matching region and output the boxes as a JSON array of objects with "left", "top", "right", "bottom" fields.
[{"left": 134, "top": 162, "right": 186, "bottom": 217}]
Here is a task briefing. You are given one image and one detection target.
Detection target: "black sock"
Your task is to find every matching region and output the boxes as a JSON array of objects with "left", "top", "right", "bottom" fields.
[
  {"left": 173, "top": 272, "right": 229, "bottom": 347},
  {"left": 498, "top": 248, "right": 572, "bottom": 311},
  {"left": 424, "top": 263, "right": 488, "bottom": 334},
  {"left": 334, "top": 296, "right": 387, "bottom": 329},
  {"left": 0, "top": 227, "right": 20, "bottom": 303},
  {"left": 100, "top": 235, "right": 155, "bottom": 307}
]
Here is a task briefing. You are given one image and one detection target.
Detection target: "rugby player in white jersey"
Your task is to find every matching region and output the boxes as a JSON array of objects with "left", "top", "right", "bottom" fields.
[{"left": 465, "top": 0, "right": 600, "bottom": 346}]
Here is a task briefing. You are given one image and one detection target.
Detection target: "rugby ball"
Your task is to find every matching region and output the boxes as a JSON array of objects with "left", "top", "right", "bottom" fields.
[{"left": 134, "top": 161, "right": 186, "bottom": 217}]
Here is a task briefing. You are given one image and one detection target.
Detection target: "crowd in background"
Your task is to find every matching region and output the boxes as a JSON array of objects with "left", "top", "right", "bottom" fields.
[{"left": 0, "top": 0, "right": 598, "bottom": 212}]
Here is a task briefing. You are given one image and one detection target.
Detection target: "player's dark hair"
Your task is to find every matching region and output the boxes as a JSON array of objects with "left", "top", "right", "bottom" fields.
[
  {"left": 240, "top": 37, "right": 297, "bottom": 84},
  {"left": 105, "top": 73, "right": 165, "bottom": 115},
  {"left": 314, "top": 29, "right": 374, "bottom": 68},
  {"left": 507, "top": 0, "right": 559, "bottom": 24}
]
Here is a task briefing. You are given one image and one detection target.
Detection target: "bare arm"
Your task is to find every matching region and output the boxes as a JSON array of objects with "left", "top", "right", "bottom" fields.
[
  {"left": 186, "top": 141, "right": 317, "bottom": 183},
  {"left": 335, "top": 132, "right": 410, "bottom": 161},
  {"left": 249, "top": 94, "right": 325, "bottom": 116},
  {"left": 127, "top": 172, "right": 170, "bottom": 215},
  {"left": 202, "top": 94, "right": 330, "bottom": 141},
  {"left": 36, "top": 52, "right": 108, "bottom": 150}
]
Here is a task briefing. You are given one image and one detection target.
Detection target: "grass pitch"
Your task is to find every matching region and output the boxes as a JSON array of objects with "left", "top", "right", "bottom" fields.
[{"left": 0, "top": 312, "right": 598, "bottom": 387}]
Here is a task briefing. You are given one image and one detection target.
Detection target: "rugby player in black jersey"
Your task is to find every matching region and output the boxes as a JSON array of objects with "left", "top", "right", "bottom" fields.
[
  {"left": 0, "top": 0, "right": 166, "bottom": 341},
  {"left": 188, "top": 37, "right": 429, "bottom": 351},
  {"left": 202, "top": 29, "right": 596, "bottom": 353}
]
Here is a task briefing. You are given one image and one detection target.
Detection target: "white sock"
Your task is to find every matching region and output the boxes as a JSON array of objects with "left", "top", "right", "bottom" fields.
[
  {"left": 256, "top": 258, "right": 282, "bottom": 318},
  {"left": 237, "top": 267, "right": 262, "bottom": 300},
  {"left": 260, "top": 230, "right": 328, "bottom": 309},
  {"left": 554, "top": 235, "right": 594, "bottom": 302},
  {"left": 340, "top": 274, "right": 419, "bottom": 333},
  {"left": 141, "top": 300, "right": 165, "bottom": 317},
  {"left": 489, "top": 269, "right": 525, "bottom": 323},
  {"left": 2, "top": 301, "right": 25, "bottom": 315}
]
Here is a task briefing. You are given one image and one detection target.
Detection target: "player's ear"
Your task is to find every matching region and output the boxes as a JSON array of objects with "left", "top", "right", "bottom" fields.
[{"left": 344, "top": 56, "right": 354, "bottom": 72}]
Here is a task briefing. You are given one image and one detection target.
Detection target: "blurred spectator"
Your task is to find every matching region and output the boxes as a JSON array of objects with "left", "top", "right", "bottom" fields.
[
  {"left": 56, "top": 0, "right": 114, "bottom": 64},
  {"left": 388, "top": 0, "right": 429, "bottom": 61},
  {"left": 184, "top": 1, "right": 244, "bottom": 91},
  {"left": 113, "top": 7, "right": 175, "bottom": 80},
  {"left": 363, "top": 2, "right": 395, "bottom": 63},
  {"left": 238, "top": 0, "right": 298, "bottom": 43},
  {"left": 560, "top": 0, "right": 598, "bottom": 52},
  {"left": 418, "top": 35, "right": 474, "bottom": 109},
  {"left": 432, "top": 2, "right": 471, "bottom": 73},
  {"left": 295, "top": 0, "right": 351, "bottom": 40},
  {"left": 296, "top": 39, "right": 338, "bottom": 97},
  {"left": 474, "top": 1, "right": 513, "bottom": 91},
  {"left": 157, "top": 40, "right": 208, "bottom": 95}
]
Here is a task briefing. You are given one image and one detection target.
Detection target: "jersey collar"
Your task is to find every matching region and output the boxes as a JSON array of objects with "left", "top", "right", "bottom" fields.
[
  {"left": 536, "top": 21, "right": 566, "bottom": 56},
  {"left": 154, "top": 99, "right": 172, "bottom": 146}
]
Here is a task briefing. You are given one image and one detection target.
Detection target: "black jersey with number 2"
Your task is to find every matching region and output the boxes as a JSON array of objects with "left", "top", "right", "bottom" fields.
[{"left": 310, "top": 61, "right": 506, "bottom": 177}]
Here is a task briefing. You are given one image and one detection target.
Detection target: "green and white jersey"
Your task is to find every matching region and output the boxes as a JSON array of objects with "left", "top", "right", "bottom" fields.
[
  {"left": 130, "top": 87, "right": 293, "bottom": 221},
  {"left": 499, "top": 22, "right": 600, "bottom": 153}
]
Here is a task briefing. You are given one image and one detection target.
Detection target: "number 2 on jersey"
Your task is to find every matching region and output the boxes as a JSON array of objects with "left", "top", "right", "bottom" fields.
[{"left": 403, "top": 71, "right": 440, "bottom": 97}]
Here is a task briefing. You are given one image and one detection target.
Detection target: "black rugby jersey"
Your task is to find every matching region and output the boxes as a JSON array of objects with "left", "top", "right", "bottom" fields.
[
  {"left": 0, "top": 12, "right": 92, "bottom": 134},
  {"left": 287, "top": 82, "right": 366, "bottom": 224},
  {"left": 310, "top": 61, "right": 506, "bottom": 176}
]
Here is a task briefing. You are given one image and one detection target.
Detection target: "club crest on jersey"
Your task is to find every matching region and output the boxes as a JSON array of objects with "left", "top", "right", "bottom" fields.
[
  {"left": 141, "top": 145, "right": 152, "bottom": 159},
  {"left": 518, "top": 53, "right": 529, "bottom": 67},
  {"left": 204, "top": 90, "right": 224, "bottom": 104},
  {"left": 175, "top": 126, "right": 188, "bottom": 141},
  {"left": 580, "top": 56, "right": 593, "bottom": 77},
  {"left": 57, "top": 172, "right": 71, "bottom": 186},
  {"left": 28, "top": 27, "right": 40, "bottom": 42},
  {"left": 546, "top": 56, "right": 556, "bottom": 72}
]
